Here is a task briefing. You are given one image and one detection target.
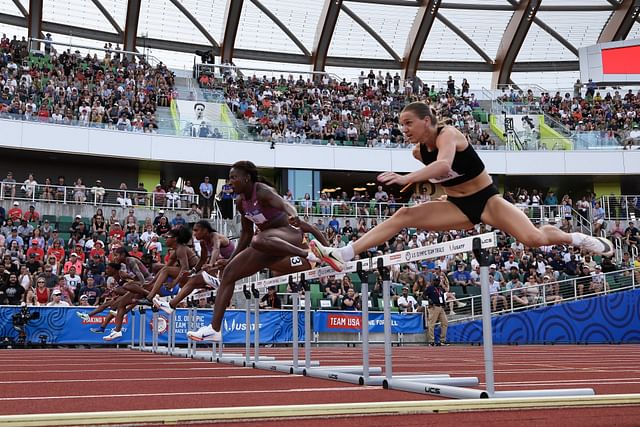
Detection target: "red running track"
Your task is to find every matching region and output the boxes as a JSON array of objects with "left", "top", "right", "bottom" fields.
[{"left": 1, "top": 345, "right": 639, "bottom": 425}]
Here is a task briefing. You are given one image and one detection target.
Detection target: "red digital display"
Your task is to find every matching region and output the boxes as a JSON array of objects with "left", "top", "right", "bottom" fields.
[{"left": 602, "top": 46, "right": 640, "bottom": 74}]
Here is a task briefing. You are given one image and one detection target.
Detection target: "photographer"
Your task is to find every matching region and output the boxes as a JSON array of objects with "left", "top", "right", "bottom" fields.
[{"left": 424, "top": 276, "right": 449, "bottom": 346}]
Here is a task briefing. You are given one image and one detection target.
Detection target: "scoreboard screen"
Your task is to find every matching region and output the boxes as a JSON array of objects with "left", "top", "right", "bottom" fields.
[{"left": 579, "top": 39, "right": 640, "bottom": 84}]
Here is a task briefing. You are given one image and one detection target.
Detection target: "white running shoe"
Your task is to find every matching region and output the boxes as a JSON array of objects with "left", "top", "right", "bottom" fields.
[
  {"left": 187, "top": 324, "right": 221, "bottom": 342},
  {"left": 76, "top": 311, "right": 89, "bottom": 321},
  {"left": 154, "top": 298, "right": 174, "bottom": 314},
  {"left": 309, "top": 240, "right": 345, "bottom": 272},
  {"left": 579, "top": 235, "right": 614, "bottom": 256},
  {"left": 109, "top": 310, "right": 117, "bottom": 317},
  {"left": 103, "top": 330, "right": 123, "bottom": 341}
]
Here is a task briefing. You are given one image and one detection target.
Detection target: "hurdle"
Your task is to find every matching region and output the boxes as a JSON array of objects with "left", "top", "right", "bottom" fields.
[
  {"left": 381, "top": 235, "right": 595, "bottom": 399},
  {"left": 216, "top": 285, "right": 277, "bottom": 366},
  {"left": 250, "top": 278, "right": 320, "bottom": 373}
]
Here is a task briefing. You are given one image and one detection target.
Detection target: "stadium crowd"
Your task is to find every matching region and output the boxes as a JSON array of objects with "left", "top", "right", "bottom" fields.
[
  {"left": 0, "top": 33, "right": 175, "bottom": 132},
  {"left": 0, "top": 197, "right": 211, "bottom": 307},
  {"left": 2, "top": 172, "right": 634, "bottom": 314},
  {"left": 498, "top": 80, "right": 640, "bottom": 144},
  {"left": 202, "top": 69, "right": 494, "bottom": 149}
]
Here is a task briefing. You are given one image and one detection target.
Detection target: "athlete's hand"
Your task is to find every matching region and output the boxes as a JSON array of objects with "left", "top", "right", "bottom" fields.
[
  {"left": 214, "top": 259, "right": 229, "bottom": 269},
  {"left": 377, "top": 171, "right": 409, "bottom": 186}
]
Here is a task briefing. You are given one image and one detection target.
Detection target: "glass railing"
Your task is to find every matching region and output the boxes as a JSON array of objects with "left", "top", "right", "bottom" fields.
[
  {"left": 0, "top": 109, "right": 631, "bottom": 152},
  {"left": 449, "top": 266, "right": 638, "bottom": 324},
  {"left": 0, "top": 182, "right": 198, "bottom": 211}
]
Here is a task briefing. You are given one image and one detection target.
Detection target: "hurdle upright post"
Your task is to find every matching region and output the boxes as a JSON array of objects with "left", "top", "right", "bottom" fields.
[
  {"left": 139, "top": 306, "right": 146, "bottom": 351},
  {"left": 129, "top": 308, "right": 136, "bottom": 349},
  {"left": 358, "top": 261, "right": 370, "bottom": 383},
  {"left": 380, "top": 258, "right": 393, "bottom": 382},
  {"left": 292, "top": 292, "right": 299, "bottom": 370},
  {"left": 472, "top": 237, "right": 495, "bottom": 397},
  {"left": 168, "top": 311, "right": 176, "bottom": 356},
  {"left": 303, "top": 274, "right": 311, "bottom": 370},
  {"left": 244, "top": 285, "right": 252, "bottom": 366},
  {"left": 252, "top": 284, "right": 260, "bottom": 362},
  {"left": 151, "top": 307, "right": 159, "bottom": 353}
]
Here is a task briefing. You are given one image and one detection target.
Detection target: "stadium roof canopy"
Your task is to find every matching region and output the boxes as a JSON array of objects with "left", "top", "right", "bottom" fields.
[{"left": 1, "top": 0, "right": 640, "bottom": 89}]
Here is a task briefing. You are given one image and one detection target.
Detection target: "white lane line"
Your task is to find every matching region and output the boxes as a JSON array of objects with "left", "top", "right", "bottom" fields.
[
  {"left": 2, "top": 367, "right": 244, "bottom": 374},
  {"left": 0, "top": 386, "right": 378, "bottom": 402},
  {"left": 491, "top": 377, "right": 640, "bottom": 385},
  {"left": 0, "top": 375, "right": 288, "bottom": 385}
]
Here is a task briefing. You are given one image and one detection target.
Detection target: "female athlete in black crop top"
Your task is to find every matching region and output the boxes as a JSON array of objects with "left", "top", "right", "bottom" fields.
[{"left": 310, "top": 101, "right": 613, "bottom": 272}]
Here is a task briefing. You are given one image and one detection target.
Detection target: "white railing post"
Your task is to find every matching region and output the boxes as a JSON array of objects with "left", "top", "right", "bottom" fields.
[{"left": 510, "top": 290, "right": 514, "bottom": 313}]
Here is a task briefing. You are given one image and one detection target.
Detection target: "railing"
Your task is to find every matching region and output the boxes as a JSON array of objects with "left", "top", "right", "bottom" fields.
[
  {"left": 0, "top": 182, "right": 198, "bottom": 211},
  {"left": 450, "top": 266, "right": 638, "bottom": 325},
  {"left": 1, "top": 106, "right": 632, "bottom": 152},
  {"left": 601, "top": 195, "right": 639, "bottom": 221}
]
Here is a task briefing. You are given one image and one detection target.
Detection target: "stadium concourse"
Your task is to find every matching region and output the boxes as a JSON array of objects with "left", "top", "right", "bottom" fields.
[{"left": 2, "top": 0, "right": 640, "bottom": 425}]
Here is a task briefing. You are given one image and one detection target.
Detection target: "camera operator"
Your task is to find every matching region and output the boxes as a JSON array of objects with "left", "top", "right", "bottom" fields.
[
  {"left": 0, "top": 272, "right": 25, "bottom": 305},
  {"left": 424, "top": 276, "right": 449, "bottom": 346}
]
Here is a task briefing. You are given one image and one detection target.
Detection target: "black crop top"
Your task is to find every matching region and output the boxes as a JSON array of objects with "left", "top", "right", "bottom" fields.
[{"left": 418, "top": 132, "right": 485, "bottom": 187}]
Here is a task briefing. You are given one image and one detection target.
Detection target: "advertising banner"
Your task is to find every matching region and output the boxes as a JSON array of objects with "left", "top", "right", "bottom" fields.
[
  {"left": 313, "top": 311, "right": 424, "bottom": 334},
  {"left": 0, "top": 307, "right": 304, "bottom": 345}
]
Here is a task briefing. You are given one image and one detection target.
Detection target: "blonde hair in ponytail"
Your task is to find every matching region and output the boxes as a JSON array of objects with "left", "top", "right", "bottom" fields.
[{"left": 401, "top": 101, "right": 452, "bottom": 132}]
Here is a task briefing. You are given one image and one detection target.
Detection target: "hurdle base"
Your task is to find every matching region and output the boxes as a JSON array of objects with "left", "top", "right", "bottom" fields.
[
  {"left": 383, "top": 378, "right": 488, "bottom": 399},
  {"left": 217, "top": 355, "right": 277, "bottom": 366},
  {"left": 303, "top": 366, "right": 382, "bottom": 376},
  {"left": 253, "top": 360, "right": 319, "bottom": 374},
  {"left": 492, "top": 388, "right": 596, "bottom": 398},
  {"left": 362, "top": 374, "right": 453, "bottom": 387},
  {"left": 303, "top": 366, "right": 384, "bottom": 385}
]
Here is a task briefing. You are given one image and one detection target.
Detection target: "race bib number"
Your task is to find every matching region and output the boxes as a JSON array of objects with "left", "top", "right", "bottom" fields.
[
  {"left": 429, "top": 170, "right": 462, "bottom": 184},
  {"left": 290, "top": 256, "right": 303, "bottom": 267},
  {"left": 244, "top": 211, "right": 267, "bottom": 224}
]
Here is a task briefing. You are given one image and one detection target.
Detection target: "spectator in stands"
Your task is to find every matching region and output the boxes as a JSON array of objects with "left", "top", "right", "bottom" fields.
[
  {"left": 26, "top": 240, "right": 44, "bottom": 262},
  {"left": 340, "top": 288, "right": 357, "bottom": 311},
  {"left": 524, "top": 274, "right": 541, "bottom": 305},
  {"left": 2, "top": 171, "right": 16, "bottom": 199},
  {"left": 8, "top": 201, "right": 22, "bottom": 221},
  {"left": 506, "top": 275, "right": 528, "bottom": 307},
  {"left": 91, "top": 180, "right": 106, "bottom": 203},
  {"left": 397, "top": 286, "right": 418, "bottom": 313},
  {"left": 47, "top": 288, "right": 70, "bottom": 307},
  {"left": 117, "top": 183, "right": 133, "bottom": 207},
  {"left": 73, "top": 178, "right": 87, "bottom": 203},
  {"left": 259, "top": 286, "right": 282, "bottom": 309},
  {"left": 23, "top": 205, "right": 40, "bottom": 222},
  {"left": 323, "top": 276, "right": 342, "bottom": 306},
  {"left": 198, "top": 176, "right": 213, "bottom": 219},
  {"left": 0, "top": 272, "right": 24, "bottom": 304},
  {"left": 451, "top": 262, "right": 472, "bottom": 294}
]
